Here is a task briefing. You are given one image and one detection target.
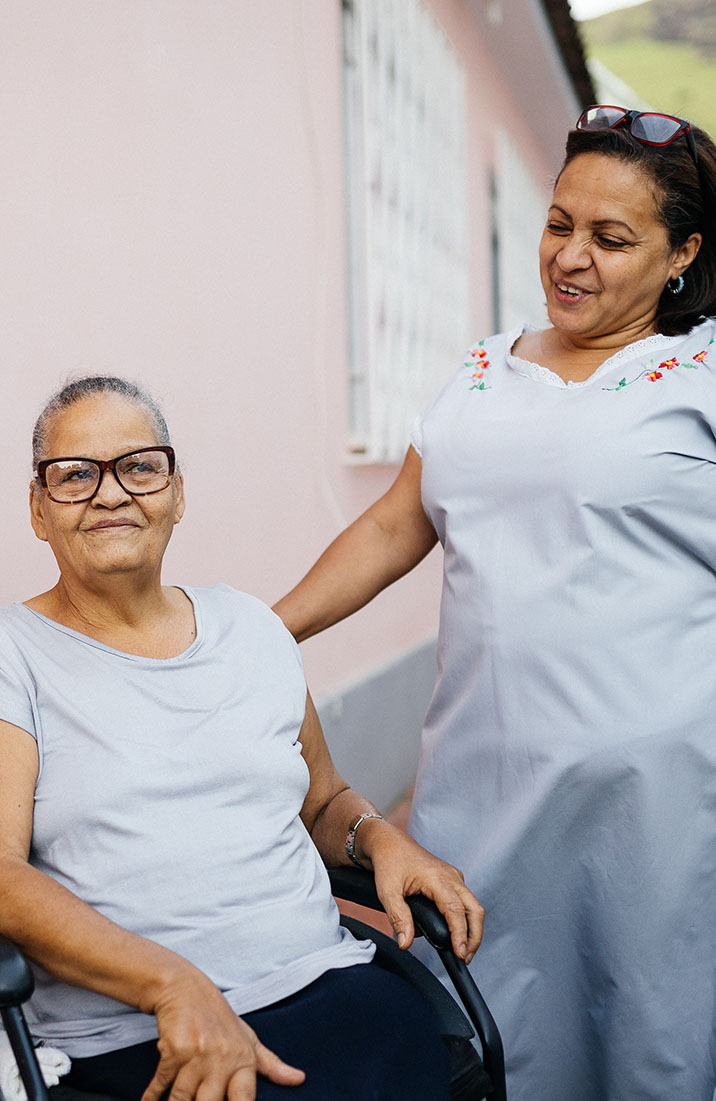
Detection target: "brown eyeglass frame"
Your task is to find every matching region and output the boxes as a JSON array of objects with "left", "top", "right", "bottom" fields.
[{"left": 36, "top": 446, "right": 176, "bottom": 503}]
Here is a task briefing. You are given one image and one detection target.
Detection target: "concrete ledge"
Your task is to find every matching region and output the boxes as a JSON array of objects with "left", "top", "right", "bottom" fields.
[{"left": 315, "top": 637, "right": 438, "bottom": 809}]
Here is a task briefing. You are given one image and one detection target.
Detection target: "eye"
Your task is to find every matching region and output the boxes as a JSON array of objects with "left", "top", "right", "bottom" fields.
[
  {"left": 597, "top": 236, "right": 628, "bottom": 249},
  {"left": 546, "top": 221, "right": 571, "bottom": 235},
  {"left": 125, "top": 460, "right": 158, "bottom": 474},
  {"left": 60, "top": 467, "right": 94, "bottom": 484}
]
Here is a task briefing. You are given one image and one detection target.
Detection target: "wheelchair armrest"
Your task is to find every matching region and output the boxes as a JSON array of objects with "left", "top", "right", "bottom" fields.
[
  {"left": 0, "top": 934, "right": 34, "bottom": 1007},
  {"left": 328, "top": 865, "right": 452, "bottom": 951},
  {"left": 0, "top": 936, "right": 50, "bottom": 1101},
  {"left": 329, "top": 865, "right": 507, "bottom": 1101}
]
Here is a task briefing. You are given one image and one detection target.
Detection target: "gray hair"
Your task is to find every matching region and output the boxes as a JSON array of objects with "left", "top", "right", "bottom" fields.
[{"left": 32, "top": 376, "right": 172, "bottom": 472}]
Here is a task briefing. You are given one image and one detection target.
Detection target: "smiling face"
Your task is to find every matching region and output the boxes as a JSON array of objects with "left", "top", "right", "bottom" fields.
[
  {"left": 29, "top": 393, "right": 185, "bottom": 589},
  {"left": 539, "top": 153, "right": 700, "bottom": 348}
]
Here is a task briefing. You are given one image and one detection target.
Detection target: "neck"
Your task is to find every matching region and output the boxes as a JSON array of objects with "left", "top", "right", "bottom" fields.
[
  {"left": 30, "top": 570, "right": 169, "bottom": 637},
  {"left": 551, "top": 316, "right": 659, "bottom": 359}
]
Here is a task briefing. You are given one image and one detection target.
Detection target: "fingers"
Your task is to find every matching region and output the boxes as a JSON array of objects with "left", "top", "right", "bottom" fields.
[
  {"left": 432, "top": 885, "right": 485, "bottom": 964},
  {"left": 381, "top": 890, "right": 416, "bottom": 950},
  {"left": 141, "top": 1034, "right": 305, "bottom": 1101},
  {"left": 254, "top": 1041, "right": 306, "bottom": 1086},
  {"left": 142, "top": 1059, "right": 176, "bottom": 1101}
]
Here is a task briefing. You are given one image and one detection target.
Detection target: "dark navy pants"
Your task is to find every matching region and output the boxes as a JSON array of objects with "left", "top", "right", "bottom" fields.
[{"left": 57, "top": 964, "right": 450, "bottom": 1100}]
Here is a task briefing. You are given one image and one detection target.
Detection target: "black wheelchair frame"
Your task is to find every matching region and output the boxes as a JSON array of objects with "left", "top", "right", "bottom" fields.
[{"left": 0, "top": 868, "right": 506, "bottom": 1101}]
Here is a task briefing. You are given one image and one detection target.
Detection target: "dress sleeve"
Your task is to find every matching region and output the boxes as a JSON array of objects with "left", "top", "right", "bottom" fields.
[{"left": 409, "top": 413, "right": 424, "bottom": 457}]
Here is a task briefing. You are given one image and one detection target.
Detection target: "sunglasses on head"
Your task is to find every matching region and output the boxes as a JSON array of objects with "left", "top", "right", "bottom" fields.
[{"left": 576, "top": 104, "right": 698, "bottom": 167}]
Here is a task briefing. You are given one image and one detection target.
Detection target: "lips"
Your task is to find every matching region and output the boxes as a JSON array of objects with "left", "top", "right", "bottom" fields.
[
  {"left": 553, "top": 280, "right": 592, "bottom": 304},
  {"left": 84, "top": 519, "right": 139, "bottom": 532}
]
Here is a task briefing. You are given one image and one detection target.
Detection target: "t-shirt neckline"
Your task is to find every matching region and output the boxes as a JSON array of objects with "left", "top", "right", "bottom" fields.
[{"left": 19, "top": 585, "right": 202, "bottom": 663}]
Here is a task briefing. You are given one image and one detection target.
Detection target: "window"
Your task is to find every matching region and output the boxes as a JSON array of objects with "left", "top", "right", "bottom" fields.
[
  {"left": 343, "top": 0, "right": 469, "bottom": 461},
  {"left": 492, "top": 129, "right": 550, "bottom": 331}
]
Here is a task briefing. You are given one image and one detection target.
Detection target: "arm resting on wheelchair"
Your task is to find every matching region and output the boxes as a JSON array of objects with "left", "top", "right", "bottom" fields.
[{"left": 329, "top": 866, "right": 507, "bottom": 1101}]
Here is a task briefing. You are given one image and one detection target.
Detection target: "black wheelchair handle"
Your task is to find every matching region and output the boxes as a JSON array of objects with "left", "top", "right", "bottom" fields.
[
  {"left": 0, "top": 934, "right": 34, "bottom": 1007},
  {"left": 328, "top": 865, "right": 454, "bottom": 951}
]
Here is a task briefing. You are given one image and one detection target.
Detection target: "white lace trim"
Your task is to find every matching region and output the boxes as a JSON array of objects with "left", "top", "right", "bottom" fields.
[{"left": 506, "top": 329, "right": 685, "bottom": 389}]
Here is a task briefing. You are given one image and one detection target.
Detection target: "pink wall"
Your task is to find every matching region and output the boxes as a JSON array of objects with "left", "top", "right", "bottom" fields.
[{"left": 0, "top": 0, "right": 577, "bottom": 696}]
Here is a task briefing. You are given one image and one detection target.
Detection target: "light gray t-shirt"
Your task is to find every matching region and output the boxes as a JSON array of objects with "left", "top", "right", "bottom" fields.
[{"left": 0, "top": 584, "right": 372, "bottom": 1057}]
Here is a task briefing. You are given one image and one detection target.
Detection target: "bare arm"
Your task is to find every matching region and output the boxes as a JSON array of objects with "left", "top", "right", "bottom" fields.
[
  {"left": 299, "top": 694, "right": 483, "bottom": 963},
  {"left": 0, "top": 720, "right": 304, "bottom": 1101},
  {"left": 274, "top": 445, "right": 438, "bottom": 641}
]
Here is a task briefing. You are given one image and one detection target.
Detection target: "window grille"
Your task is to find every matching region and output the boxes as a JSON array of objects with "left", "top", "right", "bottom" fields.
[
  {"left": 493, "top": 129, "right": 550, "bottom": 331},
  {"left": 343, "top": 0, "right": 469, "bottom": 462}
]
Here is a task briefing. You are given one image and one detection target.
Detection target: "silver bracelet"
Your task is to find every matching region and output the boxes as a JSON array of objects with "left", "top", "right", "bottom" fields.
[{"left": 345, "top": 812, "right": 384, "bottom": 868}]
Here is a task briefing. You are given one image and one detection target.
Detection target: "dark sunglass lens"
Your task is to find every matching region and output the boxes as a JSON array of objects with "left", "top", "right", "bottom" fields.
[
  {"left": 631, "top": 113, "right": 681, "bottom": 144},
  {"left": 578, "top": 106, "right": 626, "bottom": 131},
  {"left": 116, "top": 451, "right": 171, "bottom": 493},
  {"left": 45, "top": 460, "right": 99, "bottom": 501}
]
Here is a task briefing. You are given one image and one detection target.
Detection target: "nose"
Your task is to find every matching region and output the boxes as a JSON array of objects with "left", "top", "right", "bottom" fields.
[
  {"left": 91, "top": 466, "right": 131, "bottom": 507},
  {"left": 556, "top": 234, "right": 593, "bottom": 272}
]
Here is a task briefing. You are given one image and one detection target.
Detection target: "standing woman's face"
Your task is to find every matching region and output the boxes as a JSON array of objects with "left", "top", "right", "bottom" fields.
[
  {"left": 29, "top": 393, "right": 185, "bottom": 586},
  {"left": 539, "top": 152, "right": 701, "bottom": 344}
]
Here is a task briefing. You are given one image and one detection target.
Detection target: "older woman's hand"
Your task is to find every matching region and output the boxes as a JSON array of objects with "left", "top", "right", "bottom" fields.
[
  {"left": 357, "top": 821, "right": 485, "bottom": 964},
  {"left": 141, "top": 967, "right": 305, "bottom": 1101}
]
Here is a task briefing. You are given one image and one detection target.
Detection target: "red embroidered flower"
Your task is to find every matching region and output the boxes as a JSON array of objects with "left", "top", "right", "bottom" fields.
[
  {"left": 467, "top": 340, "right": 492, "bottom": 390},
  {"left": 693, "top": 350, "right": 708, "bottom": 362},
  {"left": 646, "top": 370, "right": 663, "bottom": 381},
  {"left": 660, "top": 358, "right": 679, "bottom": 370}
]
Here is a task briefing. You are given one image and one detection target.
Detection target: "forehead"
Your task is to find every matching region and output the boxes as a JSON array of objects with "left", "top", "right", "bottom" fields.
[
  {"left": 552, "top": 153, "right": 663, "bottom": 229},
  {"left": 43, "top": 393, "right": 160, "bottom": 459}
]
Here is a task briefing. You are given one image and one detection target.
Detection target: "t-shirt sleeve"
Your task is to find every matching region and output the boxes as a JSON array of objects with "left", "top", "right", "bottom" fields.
[{"left": 0, "top": 633, "right": 37, "bottom": 738}]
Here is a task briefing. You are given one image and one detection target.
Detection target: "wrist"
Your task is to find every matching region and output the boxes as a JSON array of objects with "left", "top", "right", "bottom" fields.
[{"left": 345, "top": 812, "right": 385, "bottom": 868}]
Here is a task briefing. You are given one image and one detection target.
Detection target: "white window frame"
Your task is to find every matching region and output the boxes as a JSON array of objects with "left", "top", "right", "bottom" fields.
[{"left": 343, "top": 0, "right": 470, "bottom": 462}]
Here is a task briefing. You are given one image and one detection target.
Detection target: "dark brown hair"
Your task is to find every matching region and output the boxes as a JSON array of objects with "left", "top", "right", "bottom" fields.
[{"left": 561, "top": 122, "right": 716, "bottom": 335}]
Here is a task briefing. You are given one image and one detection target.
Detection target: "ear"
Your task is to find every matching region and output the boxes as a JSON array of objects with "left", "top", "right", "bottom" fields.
[
  {"left": 173, "top": 471, "right": 186, "bottom": 525},
  {"left": 29, "top": 482, "right": 49, "bottom": 543},
  {"left": 670, "top": 232, "right": 702, "bottom": 280}
]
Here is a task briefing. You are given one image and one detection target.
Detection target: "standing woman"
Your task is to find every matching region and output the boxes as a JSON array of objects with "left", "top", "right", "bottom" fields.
[{"left": 275, "top": 108, "right": 716, "bottom": 1100}]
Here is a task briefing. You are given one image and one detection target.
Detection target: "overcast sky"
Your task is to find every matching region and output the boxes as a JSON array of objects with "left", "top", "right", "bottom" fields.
[{"left": 569, "top": 0, "right": 650, "bottom": 20}]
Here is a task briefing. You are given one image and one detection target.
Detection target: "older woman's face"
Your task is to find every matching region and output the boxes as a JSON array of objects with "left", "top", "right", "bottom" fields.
[
  {"left": 30, "top": 393, "right": 184, "bottom": 585},
  {"left": 539, "top": 153, "right": 693, "bottom": 343}
]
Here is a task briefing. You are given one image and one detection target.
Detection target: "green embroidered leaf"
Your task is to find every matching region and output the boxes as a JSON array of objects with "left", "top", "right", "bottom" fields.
[{"left": 618, "top": 378, "right": 626, "bottom": 387}]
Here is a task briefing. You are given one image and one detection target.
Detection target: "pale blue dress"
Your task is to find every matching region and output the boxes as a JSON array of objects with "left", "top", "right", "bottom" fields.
[{"left": 408, "top": 319, "right": 716, "bottom": 1101}]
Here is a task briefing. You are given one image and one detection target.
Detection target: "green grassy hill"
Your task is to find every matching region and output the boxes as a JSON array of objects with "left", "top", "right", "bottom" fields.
[{"left": 581, "top": 1, "right": 716, "bottom": 137}]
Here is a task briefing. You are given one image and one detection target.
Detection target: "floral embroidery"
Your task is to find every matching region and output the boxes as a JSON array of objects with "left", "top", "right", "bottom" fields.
[
  {"left": 602, "top": 341, "right": 713, "bottom": 391},
  {"left": 468, "top": 341, "right": 491, "bottom": 390}
]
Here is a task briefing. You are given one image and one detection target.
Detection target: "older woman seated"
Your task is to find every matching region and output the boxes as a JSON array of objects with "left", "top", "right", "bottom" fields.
[{"left": 0, "top": 377, "right": 484, "bottom": 1101}]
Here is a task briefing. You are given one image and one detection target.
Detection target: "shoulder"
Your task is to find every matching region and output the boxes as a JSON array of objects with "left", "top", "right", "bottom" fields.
[
  {"left": 0, "top": 603, "right": 34, "bottom": 654},
  {"left": 183, "top": 585, "right": 273, "bottom": 620},
  {"left": 433, "top": 326, "right": 522, "bottom": 401},
  {"left": 653, "top": 319, "right": 716, "bottom": 374},
  {"left": 184, "top": 584, "right": 303, "bottom": 660}
]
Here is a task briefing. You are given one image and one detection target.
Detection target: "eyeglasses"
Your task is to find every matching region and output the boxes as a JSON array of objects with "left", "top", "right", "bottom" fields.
[
  {"left": 576, "top": 104, "right": 699, "bottom": 167},
  {"left": 36, "top": 446, "right": 176, "bottom": 504}
]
